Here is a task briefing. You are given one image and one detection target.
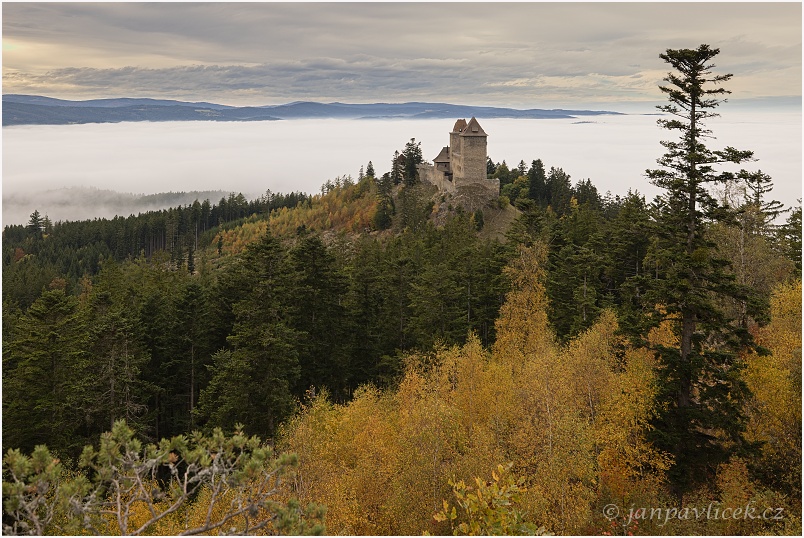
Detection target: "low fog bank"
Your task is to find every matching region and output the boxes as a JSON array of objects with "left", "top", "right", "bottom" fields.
[
  {"left": 3, "top": 187, "right": 230, "bottom": 227},
  {"left": 3, "top": 110, "right": 801, "bottom": 227}
]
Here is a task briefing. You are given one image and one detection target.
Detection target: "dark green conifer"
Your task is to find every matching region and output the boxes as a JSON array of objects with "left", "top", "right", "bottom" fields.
[
  {"left": 527, "top": 159, "right": 547, "bottom": 206},
  {"left": 401, "top": 138, "right": 423, "bottom": 186},
  {"left": 644, "top": 44, "right": 758, "bottom": 495}
]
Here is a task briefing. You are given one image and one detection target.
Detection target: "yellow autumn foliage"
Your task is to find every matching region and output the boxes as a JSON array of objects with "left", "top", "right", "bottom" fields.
[
  {"left": 269, "top": 184, "right": 378, "bottom": 237},
  {"left": 743, "top": 280, "right": 802, "bottom": 503},
  {"left": 279, "top": 242, "right": 671, "bottom": 535},
  {"left": 210, "top": 182, "right": 379, "bottom": 257},
  {"left": 492, "top": 242, "right": 555, "bottom": 365}
]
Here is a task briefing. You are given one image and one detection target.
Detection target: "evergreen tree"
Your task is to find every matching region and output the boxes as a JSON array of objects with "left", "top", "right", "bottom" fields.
[
  {"left": 473, "top": 209, "right": 485, "bottom": 231},
  {"left": 288, "top": 233, "right": 351, "bottom": 401},
  {"left": 125, "top": 255, "right": 189, "bottom": 440},
  {"left": 401, "top": 138, "right": 423, "bottom": 186},
  {"left": 396, "top": 184, "right": 433, "bottom": 234},
  {"left": 174, "top": 280, "right": 214, "bottom": 431},
  {"left": 377, "top": 172, "right": 392, "bottom": 199},
  {"left": 373, "top": 199, "right": 394, "bottom": 231},
  {"left": 26, "top": 210, "right": 43, "bottom": 238},
  {"left": 487, "top": 157, "right": 497, "bottom": 177},
  {"left": 546, "top": 167, "right": 572, "bottom": 216},
  {"left": 374, "top": 172, "right": 395, "bottom": 230},
  {"left": 546, "top": 200, "right": 606, "bottom": 339},
  {"left": 343, "top": 237, "right": 400, "bottom": 387},
  {"left": 527, "top": 159, "right": 547, "bottom": 206},
  {"left": 84, "top": 262, "right": 152, "bottom": 436},
  {"left": 391, "top": 150, "right": 402, "bottom": 185},
  {"left": 780, "top": 203, "right": 802, "bottom": 278},
  {"left": 187, "top": 245, "right": 195, "bottom": 274},
  {"left": 644, "top": 44, "right": 758, "bottom": 495},
  {"left": 3, "top": 289, "right": 90, "bottom": 457},
  {"left": 572, "top": 178, "right": 601, "bottom": 209},
  {"left": 197, "top": 233, "right": 300, "bottom": 437},
  {"left": 366, "top": 160, "right": 375, "bottom": 178},
  {"left": 407, "top": 215, "right": 476, "bottom": 349},
  {"left": 493, "top": 161, "right": 515, "bottom": 188},
  {"left": 739, "top": 170, "right": 786, "bottom": 236},
  {"left": 602, "top": 191, "right": 652, "bottom": 335}
]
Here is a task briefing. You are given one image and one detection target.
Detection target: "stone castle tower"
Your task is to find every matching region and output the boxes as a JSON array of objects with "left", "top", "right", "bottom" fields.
[{"left": 418, "top": 117, "right": 499, "bottom": 197}]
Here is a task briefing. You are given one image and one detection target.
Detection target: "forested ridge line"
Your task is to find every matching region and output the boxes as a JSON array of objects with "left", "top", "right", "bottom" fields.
[
  {"left": 2, "top": 189, "right": 308, "bottom": 307},
  {"left": 3, "top": 44, "right": 803, "bottom": 536}
]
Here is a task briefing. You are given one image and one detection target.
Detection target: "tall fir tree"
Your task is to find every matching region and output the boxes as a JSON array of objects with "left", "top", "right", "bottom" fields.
[{"left": 643, "top": 44, "right": 758, "bottom": 495}]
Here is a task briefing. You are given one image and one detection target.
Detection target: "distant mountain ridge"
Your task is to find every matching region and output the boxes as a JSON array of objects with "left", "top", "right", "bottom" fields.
[{"left": 2, "top": 94, "right": 623, "bottom": 126}]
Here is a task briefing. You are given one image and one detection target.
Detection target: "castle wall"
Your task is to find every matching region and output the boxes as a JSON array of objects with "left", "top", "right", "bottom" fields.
[
  {"left": 450, "top": 131, "right": 463, "bottom": 179},
  {"left": 418, "top": 163, "right": 455, "bottom": 193}
]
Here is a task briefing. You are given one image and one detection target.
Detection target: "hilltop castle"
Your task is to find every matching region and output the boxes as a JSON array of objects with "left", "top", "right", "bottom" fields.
[{"left": 417, "top": 117, "right": 500, "bottom": 197}]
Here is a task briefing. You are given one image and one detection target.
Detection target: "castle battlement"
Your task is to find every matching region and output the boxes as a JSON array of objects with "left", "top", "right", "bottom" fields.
[{"left": 418, "top": 117, "right": 500, "bottom": 198}]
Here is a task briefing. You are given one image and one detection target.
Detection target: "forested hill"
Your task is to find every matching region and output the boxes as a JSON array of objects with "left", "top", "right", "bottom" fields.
[
  {"left": 3, "top": 189, "right": 308, "bottom": 305},
  {"left": 3, "top": 155, "right": 802, "bottom": 534},
  {"left": 2, "top": 94, "right": 622, "bottom": 125}
]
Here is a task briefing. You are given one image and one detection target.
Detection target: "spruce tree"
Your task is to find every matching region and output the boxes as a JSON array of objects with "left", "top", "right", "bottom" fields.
[
  {"left": 487, "top": 157, "right": 497, "bottom": 177},
  {"left": 780, "top": 204, "right": 802, "bottom": 278},
  {"left": 26, "top": 210, "right": 43, "bottom": 238},
  {"left": 3, "top": 289, "right": 90, "bottom": 457},
  {"left": 287, "top": 233, "right": 350, "bottom": 401},
  {"left": 740, "top": 170, "right": 786, "bottom": 236},
  {"left": 197, "top": 233, "right": 300, "bottom": 436},
  {"left": 644, "top": 44, "right": 758, "bottom": 495},
  {"left": 527, "top": 159, "right": 547, "bottom": 206},
  {"left": 545, "top": 167, "right": 572, "bottom": 216},
  {"left": 391, "top": 150, "right": 402, "bottom": 185},
  {"left": 401, "top": 138, "right": 423, "bottom": 186},
  {"left": 85, "top": 271, "right": 152, "bottom": 435}
]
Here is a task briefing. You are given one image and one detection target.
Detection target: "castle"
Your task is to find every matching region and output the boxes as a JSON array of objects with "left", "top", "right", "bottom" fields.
[{"left": 417, "top": 117, "right": 500, "bottom": 197}]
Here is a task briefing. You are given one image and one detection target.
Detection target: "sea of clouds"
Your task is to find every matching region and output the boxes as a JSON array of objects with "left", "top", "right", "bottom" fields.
[{"left": 3, "top": 110, "right": 800, "bottom": 226}]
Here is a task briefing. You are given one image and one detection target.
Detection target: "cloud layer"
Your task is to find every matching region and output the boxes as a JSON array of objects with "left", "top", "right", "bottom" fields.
[{"left": 2, "top": 3, "right": 801, "bottom": 106}]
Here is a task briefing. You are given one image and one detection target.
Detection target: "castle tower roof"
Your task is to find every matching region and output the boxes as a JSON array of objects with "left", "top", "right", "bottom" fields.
[
  {"left": 460, "top": 117, "right": 487, "bottom": 137},
  {"left": 433, "top": 146, "right": 450, "bottom": 163},
  {"left": 452, "top": 119, "right": 468, "bottom": 133}
]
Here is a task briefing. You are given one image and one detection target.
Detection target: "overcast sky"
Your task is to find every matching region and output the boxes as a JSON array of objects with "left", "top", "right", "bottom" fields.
[{"left": 2, "top": 2, "right": 802, "bottom": 107}]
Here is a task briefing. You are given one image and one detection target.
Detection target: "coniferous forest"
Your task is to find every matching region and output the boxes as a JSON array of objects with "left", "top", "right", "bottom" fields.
[{"left": 3, "top": 46, "right": 802, "bottom": 535}]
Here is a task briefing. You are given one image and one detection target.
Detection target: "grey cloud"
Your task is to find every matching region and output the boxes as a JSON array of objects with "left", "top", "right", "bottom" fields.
[
  {"left": 11, "top": 60, "right": 476, "bottom": 101},
  {"left": 3, "top": 2, "right": 800, "bottom": 104}
]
